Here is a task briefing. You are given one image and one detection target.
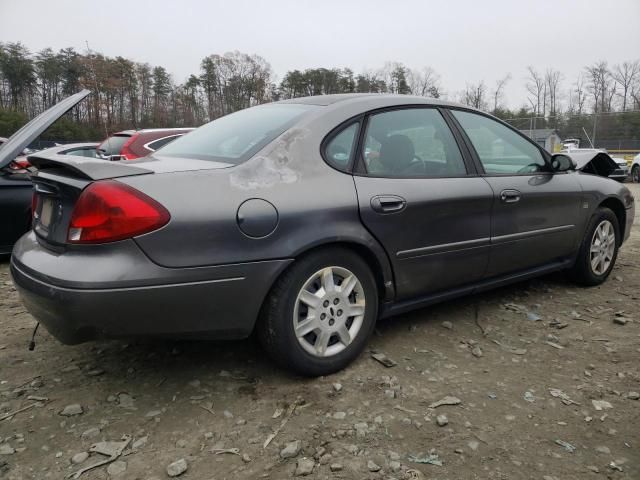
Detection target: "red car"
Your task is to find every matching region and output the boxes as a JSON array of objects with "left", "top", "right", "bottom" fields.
[{"left": 96, "top": 128, "right": 194, "bottom": 160}]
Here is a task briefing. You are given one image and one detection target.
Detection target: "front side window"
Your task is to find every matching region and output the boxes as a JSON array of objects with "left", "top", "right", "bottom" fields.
[
  {"left": 363, "top": 108, "right": 466, "bottom": 177},
  {"left": 324, "top": 122, "right": 359, "bottom": 169},
  {"left": 452, "top": 110, "right": 546, "bottom": 174},
  {"left": 157, "top": 104, "right": 318, "bottom": 164}
]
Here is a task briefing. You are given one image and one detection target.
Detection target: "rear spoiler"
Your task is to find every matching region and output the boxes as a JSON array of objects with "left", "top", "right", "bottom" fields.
[{"left": 27, "top": 152, "right": 153, "bottom": 181}]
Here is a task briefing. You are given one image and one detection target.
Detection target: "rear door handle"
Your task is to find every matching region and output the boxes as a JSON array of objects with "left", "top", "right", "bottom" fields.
[
  {"left": 371, "top": 195, "right": 407, "bottom": 214},
  {"left": 500, "top": 189, "right": 521, "bottom": 203}
]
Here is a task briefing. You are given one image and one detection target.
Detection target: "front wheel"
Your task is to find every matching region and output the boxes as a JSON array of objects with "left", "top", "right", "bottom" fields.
[
  {"left": 569, "top": 207, "right": 619, "bottom": 286},
  {"left": 631, "top": 165, "right": 640, "bottom": 183},
  {"left": 257, "top": 247, "right": 378, "bottom": 376}
]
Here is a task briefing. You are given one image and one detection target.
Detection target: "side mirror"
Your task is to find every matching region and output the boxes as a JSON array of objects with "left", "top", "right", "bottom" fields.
[{"left": 550, "top": 154, "right": 577, "bottom": 172}]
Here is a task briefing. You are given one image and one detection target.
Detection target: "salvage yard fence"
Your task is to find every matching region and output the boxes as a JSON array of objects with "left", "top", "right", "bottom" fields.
[{"left": 504, "top": 111, "right": 640, "bottom": 161}]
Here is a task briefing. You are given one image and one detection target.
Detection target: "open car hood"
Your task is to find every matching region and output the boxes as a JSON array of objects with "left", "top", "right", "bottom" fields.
[
  {"left": 0, "top": 90, "right": 91, "bottom": 169},
  {"left": 564, "top": 151, "right": 619, "bottom": 177}
]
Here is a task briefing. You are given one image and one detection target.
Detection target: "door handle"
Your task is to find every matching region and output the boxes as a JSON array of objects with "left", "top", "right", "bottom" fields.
[
  {"left": 500, "top": 189, "right": 521, "bottom": 203},
  {"left": 371, "top": 195, "right": 407, "bottom": 214}
]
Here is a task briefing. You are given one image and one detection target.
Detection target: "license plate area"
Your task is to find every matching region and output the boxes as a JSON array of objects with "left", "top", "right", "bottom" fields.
[{"left": 39, "top": 197, "right": 54, "bottom": 228}]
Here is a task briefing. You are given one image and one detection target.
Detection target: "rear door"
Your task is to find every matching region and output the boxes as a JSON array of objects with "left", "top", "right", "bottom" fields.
[
  {"left": 449, "top": 109, "right": 582, "bottom": 277},
  {"left": 348, "top": 107, "right": 493, "bottom": 300}
]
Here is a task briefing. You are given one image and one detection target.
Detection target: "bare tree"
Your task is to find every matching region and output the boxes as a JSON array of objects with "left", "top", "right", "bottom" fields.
[
  {"left": 491, "top": 74, "right": 511, "bottom": 112},
  {"left": 612, "top": 60, "right": 640, "bottom": 111},
  {"left": 569, "top": 75, "right": 587, "bottom": 114},
  {"left": 462, "top": 81, "right": 487, "bottom": 110},
  {"left": 584, "top": 61, "right": 615, "bottom": 113},
  {"left": 526, "top": 67, "right": 545, "bottom": 116},
  {"left": 545, "top": 69, "right": 562, "bottom": 117},
  {"left": 407, "top": 66, "right": 441, "bottom": 98}
]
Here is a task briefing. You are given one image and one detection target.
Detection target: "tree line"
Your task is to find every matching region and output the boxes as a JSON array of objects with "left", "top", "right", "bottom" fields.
[{"left": 0, "top": 41, "right": 639, "bottom": 145}]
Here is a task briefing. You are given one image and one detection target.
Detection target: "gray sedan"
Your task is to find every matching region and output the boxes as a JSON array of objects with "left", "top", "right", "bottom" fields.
[{"left": 9, "top": 93, "right": 635, "bottom": 376}]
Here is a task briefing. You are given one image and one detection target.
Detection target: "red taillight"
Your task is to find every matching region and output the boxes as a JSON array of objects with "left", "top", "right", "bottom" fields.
[
  {"left": 9, "top": 158, "right": 31, "bottom": 170},
  {"left": 68, "top": 181, "right": 170, "bottom": 244},
  {"left": 119, "top": 134, "right": 139, "bottom": 160}
]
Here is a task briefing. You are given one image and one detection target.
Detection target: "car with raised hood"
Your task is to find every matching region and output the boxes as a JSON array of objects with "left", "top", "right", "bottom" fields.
[
  {"left": 10, "top": 93, "right": 635, "bottom": 376},
  {"left": 0, "top": 90, "right": 91, "bottom": 255},
  {"left": 561, "top": 143, "right": 629, "bottom": 182},
  {"left": 96, "top": 128, "right": 194, "bottom": 161}
]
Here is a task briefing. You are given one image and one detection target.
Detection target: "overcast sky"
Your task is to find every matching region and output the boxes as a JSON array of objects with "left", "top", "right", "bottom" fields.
[{"left": 2, "top": 0, "right": 639, "bottom": 109}]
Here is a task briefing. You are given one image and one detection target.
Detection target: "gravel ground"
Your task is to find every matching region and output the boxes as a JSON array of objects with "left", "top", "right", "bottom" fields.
[{"left": 1, "top": 184, "right": 639, "bottom": 480}]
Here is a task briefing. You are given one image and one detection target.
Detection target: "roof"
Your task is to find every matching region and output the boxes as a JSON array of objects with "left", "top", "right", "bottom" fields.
[
  {"left": 276, "top": 93, "right": 467, "bottom": 110},
  {"left": 519, "top": 128, "right": 559, "bottom": 139}
]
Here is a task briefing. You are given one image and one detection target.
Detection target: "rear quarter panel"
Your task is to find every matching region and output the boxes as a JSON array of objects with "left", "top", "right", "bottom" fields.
[{"left": 121, "top": 112, "right": 391, "bottom": 281}]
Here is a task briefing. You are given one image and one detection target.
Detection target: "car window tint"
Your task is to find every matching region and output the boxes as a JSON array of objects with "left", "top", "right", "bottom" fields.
[
  {"left": 452, "top": 110, "right": 546, "bottom": 174},
  {"left": 324, "top": 123, "right": 358, "bottom": 169},
  {"left": 363, "top": 108, "right": 466, "bottom": 177},
  {"left": 147, "top": 135, "right": 180, "bottom": 151},
  {"left": 158, "top": 104, "right": 318, "bottom": 164}
]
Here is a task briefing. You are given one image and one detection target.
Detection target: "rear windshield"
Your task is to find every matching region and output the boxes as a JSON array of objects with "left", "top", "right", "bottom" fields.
[
  {"left": 156, "top": 104, "right": 318, "bottom": 164},
  {"left": 97, "top": 134, "right": 131, "bottom": 156}
]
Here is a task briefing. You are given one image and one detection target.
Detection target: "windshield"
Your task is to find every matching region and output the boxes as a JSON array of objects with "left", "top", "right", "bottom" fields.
[
  {"left": 97, "top": 134, "right": 131, "bottom": 157},
  {"left": 156, "top": 104, "right": 318, "bottom": 164}
]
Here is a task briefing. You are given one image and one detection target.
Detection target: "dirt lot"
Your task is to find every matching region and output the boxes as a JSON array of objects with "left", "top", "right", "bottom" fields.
[{"left": 1, "top": 184, "right": 639, "bottom": 480}]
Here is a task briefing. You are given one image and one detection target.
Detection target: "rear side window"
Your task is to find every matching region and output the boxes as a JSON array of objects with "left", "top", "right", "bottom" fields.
[
  {"left": 97, "top": 135, "right": 131, "bottom": 156},
  {"left": 363, "top": 108, "right": 466, "bottom": 177},
  {"left": 452, "top": 110, "right": 546, "bottom": 174},
  {"left": 146, "top": 135, "right": 182, "bottom": 151},
  {"left": 64, "top": 147, "right": 97, "bottom": 158},
  {"left": 158, "top": 104, "right": 318, "bottom": 164},
  {"left": 324, "top": 122, "right": 359, "bottom": 169}
]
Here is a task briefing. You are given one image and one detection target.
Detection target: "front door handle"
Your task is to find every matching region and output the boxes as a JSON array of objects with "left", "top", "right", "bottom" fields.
[
  {"left": 371, "top": 195, "right": 407, "bottom": 214},
  {"left": 500, "top": 189, "right": 521, "bottom": 203}
]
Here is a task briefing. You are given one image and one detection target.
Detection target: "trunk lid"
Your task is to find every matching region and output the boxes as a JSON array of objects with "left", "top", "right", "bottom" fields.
[
  {"left": 0, "top": 90, "right": 91, "bottom": 169},
  {"left": 29, "top": 154, "right": 154, "bottom": 247}
]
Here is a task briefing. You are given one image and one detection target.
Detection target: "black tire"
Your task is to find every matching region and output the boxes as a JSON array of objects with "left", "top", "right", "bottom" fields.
[
  {"left": 569, "top": 207, "right": 620, "bottom": 286},
  {"left": 257, "top": 247, "right": 378, "bottom": 376},
  {"left": 632, "top": 165, "right": 640, "bottom": 183}
]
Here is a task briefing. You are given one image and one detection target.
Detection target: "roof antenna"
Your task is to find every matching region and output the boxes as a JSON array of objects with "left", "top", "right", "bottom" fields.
[{"left": 85, "top": 40, "right": 112, "bottom": 157}]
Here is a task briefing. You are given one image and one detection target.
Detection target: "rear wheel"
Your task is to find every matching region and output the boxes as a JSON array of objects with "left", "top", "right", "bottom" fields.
[
  {"left": 632, "top": 165, "right": 640, "bottom": 183},
  {"left": 257, "top": 247, "right": 378, "bottom": 376},
  {"left": 569, "top": 207, "right": 619, "bottom": 286}
]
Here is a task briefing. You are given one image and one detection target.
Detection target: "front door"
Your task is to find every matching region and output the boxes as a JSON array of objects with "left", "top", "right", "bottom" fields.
[
  {"left": 449, "top": 109, "right": 583, "bottom": 277},
  {"left": 351, "top": 107, "right": 493, "bottom": 300}
]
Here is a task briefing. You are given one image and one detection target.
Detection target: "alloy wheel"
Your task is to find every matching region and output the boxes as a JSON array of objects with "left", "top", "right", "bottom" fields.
[
  {"left": 293, "top": 266, "right": 366, "bottom": 358},
  {"left": 589, "top": 220, "right": 616, "bottom": 275}
]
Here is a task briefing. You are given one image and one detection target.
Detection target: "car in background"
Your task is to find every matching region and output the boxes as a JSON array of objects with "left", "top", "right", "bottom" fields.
[
  {"left": 9, "top": 93, "right": 635, "bottom": 376},
  {"left": 0, "top": 90, "right": 92, "bottom": 255},
  {"left": 561, "top": 144, "right": 628, "bottom": 182},
  {"left": 631, "top": 153, "right": 640, "bottom": 183},
  {"left": 96, "top": 128, "right": 194, "bottom": 161}
]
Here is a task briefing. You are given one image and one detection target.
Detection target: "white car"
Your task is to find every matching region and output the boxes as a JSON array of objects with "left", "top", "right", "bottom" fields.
[{"left": 631, "top": 153, "right": 640, "bottom": 183}]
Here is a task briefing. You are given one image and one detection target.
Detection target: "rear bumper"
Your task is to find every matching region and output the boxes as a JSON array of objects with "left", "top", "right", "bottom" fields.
[{"left": 10, "top": 232, "right": 291, "bottom": 344}]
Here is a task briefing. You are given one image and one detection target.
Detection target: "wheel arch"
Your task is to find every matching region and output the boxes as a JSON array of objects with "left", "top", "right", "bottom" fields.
[
  {"left": 289, "top": 238, "right": 395, "bottom": 302},
  {"left": 599, "top": 196, "right": 626, "bottom": 242},
  {"left": 253, "top": 237, "right": 395, "bottom": 333}
]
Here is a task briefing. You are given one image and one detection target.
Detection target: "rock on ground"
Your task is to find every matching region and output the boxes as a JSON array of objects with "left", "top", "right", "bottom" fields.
[{"left": 166, "top": 458, "right": 188, "bottom": 477}]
